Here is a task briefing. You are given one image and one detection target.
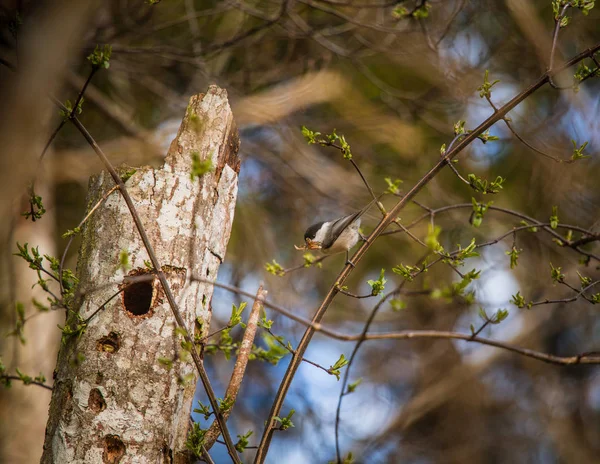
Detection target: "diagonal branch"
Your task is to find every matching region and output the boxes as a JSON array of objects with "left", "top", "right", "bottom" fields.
[{"left": 253, "top": 41, "right": 600, "bottom": 463}]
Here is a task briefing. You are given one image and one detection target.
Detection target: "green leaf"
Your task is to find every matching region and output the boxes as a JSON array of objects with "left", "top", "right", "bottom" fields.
[
  {"left": 477, "top": 70, "right": 500, "bottom": 98},
  {"left": 329, "top": 354, "right": 349, "bottom": 381},
  {"left": 366, "top": 269, "right": 387, "bottom": 296},
  {"left": 384, "top": 177, "right": 403, "bottom": 194},
  {"left": 571, "top": 140, "right": 590, "bottom": 161},
  {"left": 549, "top": 206, "right": 559, "bottom": 230},
  {"left": 392, "top": 263, "right": 421, "bottom": 282},
  {"left": 550, "top": 263, "right": 565, "bottom": 283},
  {"left": 389, "top": 299, "right": 407, "bottom": 311},
  {"left": 273, "top": 409, "right": 295, "bottom": 430},
  {"left": 87, "top": 44, "right": 112, "bottom": 69},
  {"left": 347, "top": 378, "right": 362, "bottom": 394},
  {"left": 505, "top": 246, "right": 522, "bottom": 269},
  {"left": 235, "top": 430, "right": 253, "bottom": 453},
  {"left": 265, "top": 260, "right": 285, "bottom": 276}
]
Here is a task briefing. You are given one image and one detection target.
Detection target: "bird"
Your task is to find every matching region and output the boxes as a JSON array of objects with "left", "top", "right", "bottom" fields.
[{"left": 295, "top": 197, "right": 379, "bottom": 266}]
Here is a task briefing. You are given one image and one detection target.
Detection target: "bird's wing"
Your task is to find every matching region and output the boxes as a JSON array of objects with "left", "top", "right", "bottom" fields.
[
  {"left": 322, "top": 195, "right": 381, "bottom": 248},
  {"left": 323, "top": 211, "right": 362, "bottom": 249}
]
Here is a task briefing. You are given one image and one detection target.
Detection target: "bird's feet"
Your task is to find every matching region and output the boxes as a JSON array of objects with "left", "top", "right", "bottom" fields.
[{"left": 345, "top": 259, "right": 356, "bottom": 268}]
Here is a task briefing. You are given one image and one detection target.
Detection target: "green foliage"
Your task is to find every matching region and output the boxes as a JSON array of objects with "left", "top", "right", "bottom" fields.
[
  {"left": 367, "top": 269, "right": 387, "bottom": 296},
  {"left": 391, "top": 5, "right": 409, "bottom": 18},
  {"left": 61, "top": 227, "right": 81, "bottom": 239},
  {"left": 60, "top": 98, "right": 84, "bottom": 120},
  {"left": 218, "top": 395, "right": 235, "bottom": 414},
  {"left": 229, "top": 302, "right": 247, "bottom": 329},
  {"left": 87, "top": 44, "right": 112, "bottom": 69},
  {"left": 389, "top": 299, "right": 407, "bottom": 311},
  {"left": 251, "top": 333, "right": 289, "bottom": 365},
  {"left": 303, "top": 252, "right": 322, "bottom": 268},
  {"left": 58, "top": 311, "right": 87, "bottom": 343},
  {"left": 328, "top": 354, "right": 349, "bottom": 381},
  {"left": 193, "top": 400, "right": 212, "bottom": 420},
  {"left": 235, "top": 430, "right": 253, "bottom": 453},
  {"left": 467, "top": 174, "right": 505, "bottom": 194},
  {"left": 453, "top": 120, "right": 467, "bottom": 136},
  {"left": 7, "top": 302, "right": 26, "bottom": 344},
  {"left": 185, "top": 422, "right": 207, "bottom": 459},
  {"left": 577, "top": 272, "right": 592, "bottom": 287},
  {"left": 477, "top": 70, "right": 500, "bottom": 98},
  {"left": 571, "top": 140, "right": 590, "bottom": 161},
  {"left": 258, "top": 310, "right": 273, "bottom": 330},
  {"left": 472, "top": 307, "right": 509, "bottom": 335},
  {"left": 510, "top": 291, "right": 532, "bottom": 309},
  {"left": 424, "top": 224, "right": 443, "bottom": 252},
  {"left": 506, "top": 246, "right": 522, "bottom": 269},
  {"left": 443, "top": 238, "right": 479, "bottom": 266},
  {"left": 477, "top": 130, "right": 500, "bottom": 144},
  {"left": 14, "top": 242, "right": 78, "bottom": 304},
  {"left": 470, "top": 198, "right": 492, "bottom": 228},
  {"left": 550, "top": 263, "right": 565, "bottom": 283},
  {"left": 273, "top": 409, "right": 295, "bottom": 430},
  {"left": 591, "top": 293, "right": 600, "bottom": 304},
  {"left": 190, "top": 151, "right": 214, "bottom": 180},
  {"left": 412, "top": 3, "right": 431, "bottom": 19},
  {"left": 549, "top": 206, "right": 559, "bottom": 230},
  {"left": 392, "top": 263, "right": 422, "bottom": 281},
  {"left": 146, "top": 0, "right": 161, "bottom": 4},
  {"left": 265, "top": 259, "right": 285, "bottom": 276},
  {"left": 22, "top": 189, "right": 46, "bottom": 221},
  {"left": 301, "top": 126, "right": 352, "bottom": 159},
  {"left": 453, "top": 269, "right": 481, "bottom": 296},
  {"left": 519, "top": 220, "right": 538, "bottom": 233},
  {"left": 384, "top": 177, "right": 403, "bottom": 194},
  {"left": 347, "top": 378, "right": 362, "bottom": 394}
]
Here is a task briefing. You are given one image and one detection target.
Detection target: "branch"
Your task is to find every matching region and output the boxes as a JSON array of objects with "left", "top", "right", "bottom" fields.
[
  {"left": 253, "top": 41, "right": 600, "bottom": 463},
  {"left": 203, "top": 286, "right": 268, "bottom": 450}
]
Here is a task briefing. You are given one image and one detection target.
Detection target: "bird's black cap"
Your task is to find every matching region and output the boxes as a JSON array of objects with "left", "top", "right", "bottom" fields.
[{"left": 304, "top": 221, "right": 325, "bottom": 241}]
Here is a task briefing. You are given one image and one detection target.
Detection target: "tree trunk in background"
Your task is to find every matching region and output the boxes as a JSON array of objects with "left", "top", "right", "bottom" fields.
[{"left": 41, "top": 86, "right": 240, "bottom": 463}]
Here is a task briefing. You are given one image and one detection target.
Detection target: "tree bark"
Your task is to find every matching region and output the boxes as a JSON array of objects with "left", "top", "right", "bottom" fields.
[{"left": 41, "top": 86, "right": 240, "bottom": 464}]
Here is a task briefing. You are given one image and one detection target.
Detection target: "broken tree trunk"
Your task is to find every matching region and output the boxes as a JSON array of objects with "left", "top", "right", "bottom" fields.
[{"left": 41, "top": 85, "right": 240, "bottom": 464}]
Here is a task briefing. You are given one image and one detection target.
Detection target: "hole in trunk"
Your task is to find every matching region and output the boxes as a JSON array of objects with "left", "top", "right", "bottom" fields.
[
  {"left": 97, "top": 332, "right": 120, "bottom": 353},
  {"left": 103, "top": 434, "right": 126, "bottom": 464},
  {"left": 122, "top": 278, "right": 154, "bottom": 317},
  {"left": 88, "top": 388, "right": 106, "bottom": 413}
]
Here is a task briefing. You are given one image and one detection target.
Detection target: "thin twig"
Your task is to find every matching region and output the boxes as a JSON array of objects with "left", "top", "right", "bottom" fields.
[{"left": 254, "top": 41, "right": 600, "bottom": 463}]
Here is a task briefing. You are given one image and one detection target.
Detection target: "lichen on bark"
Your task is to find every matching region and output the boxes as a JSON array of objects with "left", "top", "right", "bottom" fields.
[{"left": 41, "top": 86, "right": 240, "bottom": 464}]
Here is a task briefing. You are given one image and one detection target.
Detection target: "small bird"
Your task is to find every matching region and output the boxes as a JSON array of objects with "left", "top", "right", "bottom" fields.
[{"left": 295, "top": 197, "right": 379, "bottom": 266}]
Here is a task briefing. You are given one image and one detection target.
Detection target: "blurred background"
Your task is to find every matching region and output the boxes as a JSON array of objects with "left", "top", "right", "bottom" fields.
[{"left": 0, "top": 0, "right": 599, "bottom": 463}]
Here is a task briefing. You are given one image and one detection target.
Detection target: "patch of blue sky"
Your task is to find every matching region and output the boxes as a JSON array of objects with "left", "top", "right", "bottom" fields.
[{"left": 451, "top": 245, "right": 523, "bottom": 364}]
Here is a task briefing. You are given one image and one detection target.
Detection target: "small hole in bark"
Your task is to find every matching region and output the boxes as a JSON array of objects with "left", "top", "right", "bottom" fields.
[
  {"left": 89, "top": 388, "right": 106, "bottom": 413},
  {"left": 103, "top": 434, "right": 126, "bottom": 464},
  {"left": 97, "top": 332, "right": 120, "bottom": 353},
  {"left": 123, "top": 279, "right": 154, "bottom": 316},
  {"left": 206, "top": 267, "right": 210, "bottom": 276}
]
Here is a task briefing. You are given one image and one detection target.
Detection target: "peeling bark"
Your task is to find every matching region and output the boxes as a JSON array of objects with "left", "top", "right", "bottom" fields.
[{"left": 41, "top": 86, "right": 240, "bottom": 464}]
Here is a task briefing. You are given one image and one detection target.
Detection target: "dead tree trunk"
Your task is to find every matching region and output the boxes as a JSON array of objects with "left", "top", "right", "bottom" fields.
[{"left": 41, "top": 86, "right": 240, "bottom": 463}]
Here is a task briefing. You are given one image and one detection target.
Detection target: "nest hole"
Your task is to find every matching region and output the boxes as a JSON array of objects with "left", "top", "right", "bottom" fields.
[
  {"left": 123, "top": 280, "right": 154, "bottom": 316},
  {"left": 88, "top": 388, "right": 106, "bottom": 413},
  {"left": 97, "top": 332, "right": 121, "bottom": 353},
  {"left": 103, "top": 434, "right": 126, "bottom": 464}
]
